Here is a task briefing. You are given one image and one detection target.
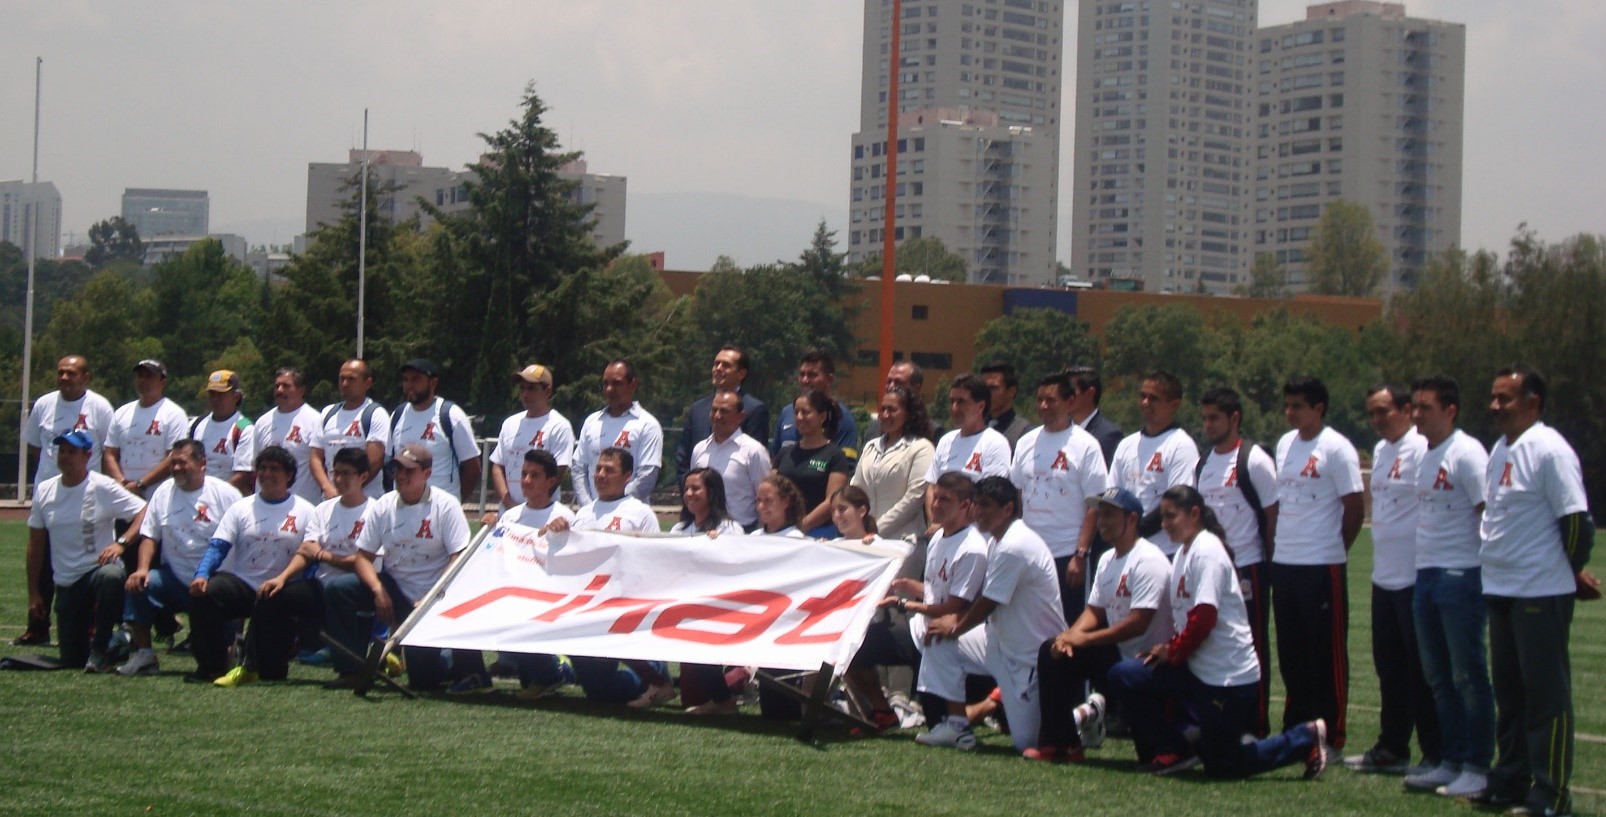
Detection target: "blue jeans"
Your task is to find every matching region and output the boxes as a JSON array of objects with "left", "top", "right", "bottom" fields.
[
  {"left": 1108, "top": 658, "right": 1319, "bottom": 777},
  {"left": 322, "top": 572, "right": 484, "bottom": 690},
  {"left": 1414, "top": 567, "right": 1495, "bottom": 770},
  {"left": 125, "top": 563, "right": 191, "bottom": 625},
  {"left": 519, "top": 654, "right": 652, "bottom": 703}
]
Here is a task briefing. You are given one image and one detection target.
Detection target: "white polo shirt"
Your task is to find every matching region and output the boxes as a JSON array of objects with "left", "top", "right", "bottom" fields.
[{"left": 1480, "top": 422, "right": 1588, "bottom": 598}]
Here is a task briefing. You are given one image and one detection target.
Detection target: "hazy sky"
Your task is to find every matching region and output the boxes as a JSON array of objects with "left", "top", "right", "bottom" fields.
[{"left": 3, "top": 1, "right": 1601, "bottom": 268}]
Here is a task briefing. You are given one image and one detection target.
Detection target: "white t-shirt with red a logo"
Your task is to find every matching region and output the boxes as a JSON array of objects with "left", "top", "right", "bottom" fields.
[
  {"left": 107, "top": 397, "right": 189, "bottom": 489},
  {"left": 1414, "top": 429, "right": 1488, "bottom": 570},
  {"left": 390, "top": 398, "right": 479, "bottom": 494},
  {"left": 255, "top": 405, "right": 326, "bottom": 504},
  {"left": 573, "top": 496, "right": 658, "bottom": 534},
  {"left": 1085, "top": 537, "right": 1173, "bottom": 660},
  {"left": 1370, "top": 429, "right": 1426, "bottom": 590},
  {"left": 1273, "top": 426, "right": 1364, "bottom": 566},
  {"left": 318, "top": 399, "right": 393, "bottom": 499},
  {"left": 1109, "top": 427, "right": 1200, "bottom": 555},
  {"left": 489, "top": 409, "right": 576, "bottom": 506},
  {"left": 924, "top": 427, "right": 1011, "bottom": 485},
  {"left": 212, "top": 493, "right": 318, "bottom": 590},
  {"left": 139, "top": 475, "right": 244, "bottom": 579},
  {"left": 310, "top": 496, "right": 375, "bottom": 581},
  {"left": 1010, "top": 424, "right": 1108, "bottom": 558},
  {"left": 1480, "top": 422, "right": 1588, "bottom": 598},
  {"left": 1168, "top": 530, "right": 1260, "bottom": 687},
  {"left": 356, "top": 488, "right": 471, "bottom": 602},
  {"left": 573, "top": 402, "right": 663, "bottom": 506}
]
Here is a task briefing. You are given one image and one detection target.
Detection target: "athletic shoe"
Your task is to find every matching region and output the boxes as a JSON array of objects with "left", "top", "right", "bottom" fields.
[
  {"left": 445, "top": 673, "right": 494, "bottom": 695},
  {"left": 1437, "top": 770, "right": 1489, "bottom": 799},
  {"left": 297, "top": 647, "right": 331, "bottom": 666},
  {"left": 324, "top": 673, "right": 363, "bottom": 690},
  {"left": 1151, "top": 753, "right": 1201, "bottom": 776},
  {"left": 116, "top": 648, "right": 160, "bottom": 677},
  {"left": 83, "top": 650, "right": 110, "bottom": 674},
  {"left": 1303, "top": 719, "right": 1329, "bottom": 780},
  {"left": 1023, "top": 746, "right": 1086, "bottom": 764},
  {"left": 213, "top": 666, "right": 258, "bottom": 687},
  {"left": 685, "top": 698, "right": 739, "bottom": 716},
  {"left": 850, "top": 709, "right": 900, "bottom": 735},
  {"left": 915, "top": 721, "right": 978, "bottom": 750},
  {"left": 515, "top": 682, "right": 563, "bottom": 701},
  {"left": 10, "top": 629, "right": 49, "bottom": 647},
  {"left": 1404, "top": 762, "right": 1460, "bottom": 791},
  {"left": 1074, "top": 692, "right": 1108, "bottom": 750},
  {"left": 1345, "top": 744, "right": 1409, "bottom": 774},
  {"left": 627, "top": 682, "right": 677, "bottom": 709},
  {"left": 1406, "top": 759, "right": 1445, "bottom": 777},
  {"left": 384, "top": 652, "right": 405, "bottom": 678}
]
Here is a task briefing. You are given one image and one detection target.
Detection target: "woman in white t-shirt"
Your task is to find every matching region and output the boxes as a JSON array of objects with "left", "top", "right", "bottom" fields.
[
  {"left": 1108, "top": 485, "right": 1329, "bottom": 779},
  {"left": 751, "top": 475, "right": 807, "bottom": 539},
  {"left": 669, "top": 468, "right": 744, "bottom": 537}
]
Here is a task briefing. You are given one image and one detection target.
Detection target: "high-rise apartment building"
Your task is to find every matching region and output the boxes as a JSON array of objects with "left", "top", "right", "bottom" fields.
[
  {"left": 847, "top": 0, "right": 1066, "bottom": 286},
  {"left": 0, "top": 180, "right": 62, "bottom": 260},
  {"left": 1069, "top": 0, "right": 1258, "bottom": 293},
  {"left": 1254, "top": 1, "right": 1463, "bottom": 294},
  {"left": 121, "top": 188, "right": 209, "bottom": 238}
]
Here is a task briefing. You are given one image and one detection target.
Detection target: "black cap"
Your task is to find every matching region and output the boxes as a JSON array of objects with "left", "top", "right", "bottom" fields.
[{"left": 400, "top": 358, "right": 440, "bottom": 378}]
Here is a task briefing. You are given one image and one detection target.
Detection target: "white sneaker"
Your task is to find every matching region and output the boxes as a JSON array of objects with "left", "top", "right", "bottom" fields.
[
  {"left": 915, "top": 720, "right": 978, "bottom": 750},
  {"left": 1437, "top": 770, "right": 1488, "bottom": 798},
  {"left": 1404, "top": 762, "right": 1459, "bottom": 791},
  {"left": 116, "top": 648, "right": 160, "bottom": 677},
  {"left": 1073, "top": 692, "right": 1107, "bottom": 749}
]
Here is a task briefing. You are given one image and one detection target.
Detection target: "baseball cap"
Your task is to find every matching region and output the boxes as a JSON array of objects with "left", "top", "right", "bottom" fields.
[
  {"left": 390, "top": 442, "right": 433, "bottom": 471},
  {"left": 205, "top": 370, "right": 242, "bottom": 393},
  {"left": 400, "top": 358, "right": 440, "bottom": 379},
  {"left": 53, "top": 430, "right": 94, "bottom": 451},
  {"left": 1085, "top": 487, "right": 1144, "bottom": 516},
  {"left": 133, "top": 359, "right": 168, "bottom": 378},
  {"left": 512, "top": 364, "right": 553, "bottom": 387}
]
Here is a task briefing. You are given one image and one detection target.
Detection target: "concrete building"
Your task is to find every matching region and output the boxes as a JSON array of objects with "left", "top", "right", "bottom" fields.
[
  {"left": 1254, "top": 1, "right": 1463, "bottom": 295},
  {"left": 121, "top": 188, "right": 209, "bottom": 238},
  {"left": 0, "top": 180, "right": 62, "bottom": 260},
  {"left": 433, "top": 158, "right": 626, "bottom": 251},
  {"left": 1069, "top": 0, "right": 1258, "bottom": 294},
  {"left": 847, "top": 0, "right": 1066, "bottom": 286},
  {"left": 140, "top": 233, "right": 248, "bottom": 266}
]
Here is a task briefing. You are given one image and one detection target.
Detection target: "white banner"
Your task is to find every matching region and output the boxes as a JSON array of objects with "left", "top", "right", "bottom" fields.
[{"left": 402, "top": 524, "right": 910, "bottom": 672}]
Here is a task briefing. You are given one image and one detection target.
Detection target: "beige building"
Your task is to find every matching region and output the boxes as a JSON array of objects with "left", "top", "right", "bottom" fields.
[
  {"left": 1254, "top": 1, "right": 1464, "bottom": 295},
  {"left": 1069, "top": 0, "right": 1258, "bottom": 294},
  {"left": 847, "top": 0, "right": 1066, "bottom": 286},
  {"left": 0, "top": 180, "right": 62, "bottom": 260}
]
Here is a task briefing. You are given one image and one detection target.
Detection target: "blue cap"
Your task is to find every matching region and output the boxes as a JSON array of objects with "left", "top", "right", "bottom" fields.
[
  {"left": 1085, "top": 487, "right": 1143, "bottom": 516},
  {"left": 53, "top": 430, "right": 94, "bottom": 451}
]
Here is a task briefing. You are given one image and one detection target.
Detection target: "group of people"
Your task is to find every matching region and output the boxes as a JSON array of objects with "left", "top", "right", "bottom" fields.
[{"left": 14, "top": 348, "right": 1592, "bottom": 814}]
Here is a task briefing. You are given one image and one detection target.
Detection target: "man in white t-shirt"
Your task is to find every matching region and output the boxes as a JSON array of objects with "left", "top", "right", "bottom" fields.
[
  {"left": 1196, "top": 387, "right": 1279, "bottom": 737},
  {"left": 17, "top": 355, "right": 115, "bottom": 646},
  {"left": 186, "top": 445, "right": 319, "bottom": 685},
  {"left": 923, "top": 477, "right": 1066, "bottom": 753},
  {"left": 312, "top": 359, "right": 392, "bottom": 501},
  {"left": 1012, "top": 369, "right": 1108, "bottom": 625},
  {"left": 1349, "top": 384, "right": 1440, "bottom": 775},
  {"left": 255, "top": 366, "right": 327, "bottom": 505},
  {"left": 25, "top": 430, "right": 148, "bottom": 670},
  {"left": 1107, "top": 371, "right": 1199, "bottom": 556},
  {"left": 306, "top": 447, "right": 380, "bottom": 687},
  {"left": 489, "top": 363, "right": 575, "bottom": 510},
  {"left": 104, "top": 359, "right": 188, "bottom": 497},
  {"left": 923, "top": 374, "right": 1011, "bottom": 538},
  {"left": 323, "top": 443, "right": 480, "bottom": 692},
  {"left": 119, "top": 439, "right": 243, "bottom": 677},
  {"left": 389, "top": 358, "right": 481, "bottom": 500},
  {"left": 1475, "top": 365, "right": 1592, "bottom": 817},
  {"left": 1027, "top": 487, "right": 1172, "bottom": 763},
  {"left": 1402, "top": 375, "right": 1494, "bottom": 796},
  {"left": 691, "top": 389, "right": 771, "bottom": 528},
  {"left": 188, "top": 369, "right": 255, "bottom": 493},
  {"left": 1270, "top": 375, "right": 1364, "bottom": 751},
  {"left": 573, "top": 359, "right": 663, "bottom": 506}
]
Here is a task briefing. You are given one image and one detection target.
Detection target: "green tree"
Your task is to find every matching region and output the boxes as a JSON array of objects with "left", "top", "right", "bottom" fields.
[
  {"left": 1306, "top": 200, "right": 1387, "bottom": 297},
  {"left": 84, "top": 217, "right": 144, "bottom": 269},
  {"left": 855, "top": 235, "right": 969, "bottom": 282},
  {"left": 785, "top": 221, "right": 860, "bottom": 364},
  {"left": 0, "top": 241, "right": 96, "bottom": 334},
  {"left": 33, "top": 269, "right": 161, "bottom": 405},
  {"left": 1236, "top": 252, "right": 1289, "bottom": 299},
  {"left": 973, "top": 308, "right": 1099, "bottom": 417},
  {"left": 148, "top": 240, "right": 267, "bottom": 400}
]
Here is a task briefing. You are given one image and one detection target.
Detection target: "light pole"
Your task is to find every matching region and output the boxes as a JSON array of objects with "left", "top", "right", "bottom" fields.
[{"left": 16, "top": 56, "right": 42, "bottom": 501}]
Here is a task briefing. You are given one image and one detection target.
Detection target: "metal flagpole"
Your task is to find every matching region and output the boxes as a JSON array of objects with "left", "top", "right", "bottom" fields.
[
  {"left": 356, "top": 108, "right": 369, "bottom": 358},
  {"left": 16, "top": 57, "right": 42, "bottom": 501},
  {"left": 878, "top": 0, "right": 902, "bottom": 384}
]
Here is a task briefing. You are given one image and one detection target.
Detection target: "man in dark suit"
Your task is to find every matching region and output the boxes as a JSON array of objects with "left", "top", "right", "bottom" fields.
[
  {"left": 675, "top": 345, "right": 769, "bottom": 486},
  {"left": 1067, "top": 365, "right": 1122, "bottom": 466}
]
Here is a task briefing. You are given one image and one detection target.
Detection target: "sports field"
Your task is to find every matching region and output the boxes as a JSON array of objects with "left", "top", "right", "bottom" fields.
[{"left": 0, "top": 522, "right": 1600, "bottom": 817}]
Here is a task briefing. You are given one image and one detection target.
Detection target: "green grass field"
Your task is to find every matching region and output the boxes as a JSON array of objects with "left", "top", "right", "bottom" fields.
[{"left": 0, "top": 522, "right": 1600, "bottom": 817}]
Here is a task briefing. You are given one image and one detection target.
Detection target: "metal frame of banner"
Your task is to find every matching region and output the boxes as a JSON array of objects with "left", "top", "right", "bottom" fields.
[
  {"left": 354, "top": 524, "right": 495, "bottom": 697},
  {"left": 757, "top": 662, "right": 882, "bottom": 742}
]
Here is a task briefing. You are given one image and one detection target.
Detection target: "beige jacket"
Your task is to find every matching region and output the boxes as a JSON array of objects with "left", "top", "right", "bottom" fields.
[{"left": 851, "top": 434, "right": 935, "bottom": 541}]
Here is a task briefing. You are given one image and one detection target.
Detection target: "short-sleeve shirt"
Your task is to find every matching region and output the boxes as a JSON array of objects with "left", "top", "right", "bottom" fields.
[
  {"left": 501, "top": 500, "right": 577, "bottom": 533},
  {"left": 28, "top": 472, "right": 146, "bottom": 585},
  {"left": 573, "top": 402, "right": 664, "bottom": 506},
  {"left": 107, "top": 397, "right": 189, "bottom": 487},
  {"left": 924, "top": 427, "right": 1012, "bottom": 484},
  {"left": 355, "top": 488, "right": 471, "bottom": 602},
  {"left": 390, "top": 398, "right": 479, "bottom": 495},
  {"left": 318, "top": 399, "right": 393, "bottom": 500},
  {"left": 1272, "top": 426, "right": 1364, "bottom": 565},
  {"left": 669, "top": 517, "right": 745, "bottom": 536},
  {"left": 924, "top": 525, "right": 990, "bottom": 606},
  {"left": 210, "top": 494, "right": 319, "bottom": 590},
  {"left": 979, "top": 520, "right": 1067, "bottom": 663},
  {"left": 773, "top": 442, "right": 853, "bottom": 515},
  {"left": 573, "top": 496, "right": 660, "bottom": 533},
  {"left": 1109, "top": 427, "right": 1200, "bottom": 555},
  {"left": 489, "top": 409, "right": 576, "bottom": 506},
  {"left": 25, "top": 389, "right": 115, "bottom": 484},
  {"left": 1197, "top": 442, "right": 1279, "bottom": 568},
  {"left": 1415, "top": 429, "right": 1488, "bottom": 570},
  {"left": 691, "top": 429, "right": 772, "bottom": 528},
  {"left": 189, "top": 411, "right": 255, "bottom": 480},
  {"left": 1370, "top": 430, "right": 1426, "bottom": 590},
  {"left": 255, "top": 405, "right": 326, "bottom": 504},
  {"left": 1010, "top": 424, "right": 1109, "bottom": 558},
  {"left": 138, "top": 475, "right": 243, "bottom": 580},
  {"left": 1480, "top": 422, "right": 1589, "bottom": 598},
  {"left": 1169, "top": 531, "right": 1260, "bottom": 687},
  {"left": 1087, "top": 538, "right": 1174, "bottom": 660},
  {"left": 309, "top": 496, "right": 374, "bottom": 581}
]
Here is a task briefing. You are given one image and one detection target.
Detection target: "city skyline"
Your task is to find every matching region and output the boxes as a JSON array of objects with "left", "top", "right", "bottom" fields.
[{"left": 2, "top": 1, "right": 1601, "bottom": 272}]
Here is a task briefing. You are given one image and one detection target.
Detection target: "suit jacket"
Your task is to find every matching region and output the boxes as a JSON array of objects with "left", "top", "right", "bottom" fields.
[
  {"left": 1083, "top": 409, "right": 1124, "bottom": 467},
  {"left": 675, "top": 391, "right": 769, "bottom": 484}
]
